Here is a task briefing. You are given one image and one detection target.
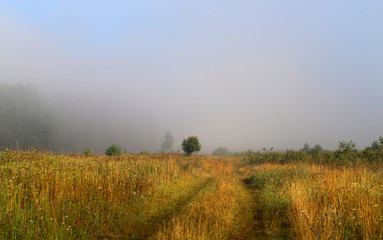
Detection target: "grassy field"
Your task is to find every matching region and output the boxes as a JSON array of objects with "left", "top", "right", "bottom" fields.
[{"left": 1, "top": 150, "right": 383, "bottom": 239}]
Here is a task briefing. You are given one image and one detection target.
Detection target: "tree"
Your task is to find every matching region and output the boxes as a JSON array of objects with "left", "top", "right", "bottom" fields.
[
  {"left": 212, "top": 147, "right": 230, "bottom": 156},
  {"left": 83, "top": 148, "right": 93, "bottom": 156},
  {"left": 313, "top": 144, "right": 323, "bottom": 152},
  {"left": 371, "top": 140, "right": 380, "bottom": 150},
  {"left": 301, "top": 142, "right": 310, "bottom": 153},
  {"left": 181, "top": 136, "right": 201, "bottom": 156},
  {"left": 0, "top": 83, "right": 57, "bottom": 150},
  {"left": 337, "top": 140, "right": 356, "bottom": 153},
  {"left": 139, "top": 150, "right": 149, "bottom": 154},
  {"left": 370, "top": 137, "right": 383, "bottom": 151},
  {"left": 105, "top": 144, "right": 121, "bottom": 156},
  {"left": 160, "top": 131, "right": 174, "bottom": 153}
]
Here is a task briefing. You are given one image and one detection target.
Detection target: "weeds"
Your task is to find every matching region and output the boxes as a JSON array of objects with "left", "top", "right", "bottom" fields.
[{"left": 244, "top": 163, "right": 383, "bottom": 239}]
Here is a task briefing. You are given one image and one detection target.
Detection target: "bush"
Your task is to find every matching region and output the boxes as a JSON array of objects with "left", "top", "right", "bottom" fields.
[
  {"left": 181, "top": 136, "right": 201, "bottom": 156},
  {"left": 105, "top": 144, "right": 121, "bottom": 156},
  {"left": 83, "top": 148, "right": 93, "bottom": 156},
  {"left": 212, "top": 147, "right": 230, "bottom": 156}
]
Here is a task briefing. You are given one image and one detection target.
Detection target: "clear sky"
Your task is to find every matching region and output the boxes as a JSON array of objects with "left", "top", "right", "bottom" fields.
[{"left": 1, "top": 1, "right": 382, "bottom": 152}]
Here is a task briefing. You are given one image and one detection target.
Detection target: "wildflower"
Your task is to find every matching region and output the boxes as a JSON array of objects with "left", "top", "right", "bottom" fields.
[{"left": 24, "top": 226, "right": 27, "bottom": 229}]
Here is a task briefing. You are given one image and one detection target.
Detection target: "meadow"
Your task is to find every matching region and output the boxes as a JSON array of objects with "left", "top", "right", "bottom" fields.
[
  {"left": 0, "top": 150, "right": 251, "bottom": 239},
  {"left": 1, "top": 149, "right": 383, "bottom": 239}
]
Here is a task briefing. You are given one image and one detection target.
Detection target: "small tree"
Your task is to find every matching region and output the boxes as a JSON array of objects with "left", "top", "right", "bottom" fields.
[
  {"left": 301, "top": 142, "right": 310, "bottom": 153},
  {"left": 338, "top": 140, "right": 356, "bottom": 153},
  {"left": 105, "top": 144, "right": 121, "bottom": 156},
  {"left": 370, "top": 137, "right": 383, "bottom": 151},
  {"left": 83, "top": 148, "right": 93, "bottom": 156},
  {"left": 212, "top": 147, "right": 230, "bottom": 156},
  {"left": 313, "top": 144, "right": 323, "bottom": 152},
  {"left": 371, "top": 140, "right": 380, "bottom": 150},
  {"left": 160, "top": 131, "right": 174, "bottom": 153},
  {"left": 139, "top": 150, "right": 149, "bottom": 154},
  {"left": 181, "top": 136, "right": 201, "bottom": 156},
  {"left": 335, "top": 140, "right": 358, "bottom": 165}
]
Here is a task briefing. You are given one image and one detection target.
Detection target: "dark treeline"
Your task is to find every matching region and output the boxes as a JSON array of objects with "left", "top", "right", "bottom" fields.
[
  {"left": 242, "top": 139, "right": 383, "bottom": 166},
  {"left": 0, "top": 83, "right": 73, "bottom": 151}
]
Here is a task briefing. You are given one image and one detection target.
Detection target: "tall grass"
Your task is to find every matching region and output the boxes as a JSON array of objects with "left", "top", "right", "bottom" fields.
[
  {"left": 154, "top": 159, "right": 253, "bottom": 240},
  {"left": 0, "top": 150, "right": 204, "bottom": 239},
  {"left": 245, "top": 163, "right": 383, "bottom": 239},
  {"left": 4, "top": 149, "right": 382, "bottom": 239}
]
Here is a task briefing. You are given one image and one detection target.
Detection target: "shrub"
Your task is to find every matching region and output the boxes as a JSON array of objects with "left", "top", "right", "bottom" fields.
[
  {"left": 139, "top": 150, "right": 149, "bottom": 154},
  {"left": 181, "top": 136, "right": 201, "bottom": 156},
  {"left": 160, "top": 131, "right": 174, "bottom": 153},
  {"left": 83, "top": 148, "right": 93, "bottom": 156},
  {"left": 212, "top": 147, "right": 230, "bottom": 156},
  {"left": 105, "top": 144, "right": 121, "bottom": 156}
]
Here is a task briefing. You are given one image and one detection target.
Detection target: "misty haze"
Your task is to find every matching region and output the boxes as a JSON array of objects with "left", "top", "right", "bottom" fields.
[{"left": 1, "top": 2, "right": 382, "bottom": 154}]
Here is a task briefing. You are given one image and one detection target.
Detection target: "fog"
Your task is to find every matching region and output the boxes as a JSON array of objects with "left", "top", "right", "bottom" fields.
[{"left": 1, "top": 1, "right": 383, "bottom": 153}]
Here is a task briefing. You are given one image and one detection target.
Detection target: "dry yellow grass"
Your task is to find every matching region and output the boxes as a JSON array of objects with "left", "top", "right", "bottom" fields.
[
  {"left": 243, "top": 163, "right": 383, "bottom": 239},
  {"left": 0, "top": 151, "right": 254, "bottom": 240},
  {"left": 154, "top": 159, "right": 253, "bottom": 240},
  {"left": 3, "top": 150, "right": 382, "bottom": 239}
]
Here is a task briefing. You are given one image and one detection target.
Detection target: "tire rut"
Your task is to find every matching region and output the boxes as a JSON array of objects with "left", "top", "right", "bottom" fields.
[
  {"left": 229, "top": 177, "right": 267, "bottom": 240},
  {"left": 140, "top": 177, "right": 213, "bottom": 239},
  {"left": 97, "top": 177, "right": 213, "bottom": 240}
]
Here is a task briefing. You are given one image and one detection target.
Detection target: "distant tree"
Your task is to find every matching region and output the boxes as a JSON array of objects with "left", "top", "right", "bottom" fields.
[
  {"left": 83, "top": 148, "right": 93, "bottom": 156},
  {"left": 370, "top": 137, "right": 383, "bottom": 151},
  {"left": 139, "top": 150, "right": 149, "bottom": 154},
  {"left": 262, "top": 147, "right": 267, "bottom": 152},
  {"left": 371, "top": 140, "right": 380, "bottom": 150},
  {"left": 0, "top": 83, "right": 57, "bottom": 150},
  {"left": 160, "top": 131, "right": 174, "bottom": 153},
  {"left": 262, "top": 147, "right": 274, "bottom": 152},
  {"left": 313, "top": 144, "right": 323, "bottom": 152},
  {"left": 337, "top": 140, "right": 356, "bottom": 153},
  {"left": 212, "top": 147, "right": 230, "bottom": 156},
  {"left": 181, "top": 136, "right": 201, "bottom": 156},
  {"left": 105, "top": 144, "right": 121, "bottom": 156},
  {"left": 301, "top": 142, "right": 311, "bottom": 153}
]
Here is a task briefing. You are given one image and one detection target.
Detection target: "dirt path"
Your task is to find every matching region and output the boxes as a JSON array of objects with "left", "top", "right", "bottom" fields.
[
  {"left": 140, "top": 177, "right": 213, "bottom": 239},
  {"left": 229, "top": 175, "right": 267, "bottom": 240},
  {"left": 96, "top": 177, "right": 212, "bottom": 240}
]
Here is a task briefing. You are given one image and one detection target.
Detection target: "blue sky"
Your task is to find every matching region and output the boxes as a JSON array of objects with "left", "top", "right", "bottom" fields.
[{"left": 1, "top": 1, "right": 382, "bottom": 152}]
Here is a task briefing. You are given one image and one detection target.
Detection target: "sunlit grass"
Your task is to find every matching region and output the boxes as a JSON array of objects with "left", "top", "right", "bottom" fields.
[
  {"left": 0, "top": 150, "right": 205, "bottom": 239},
  {"left": 154, "top": 159, "right": 253, "bottom": 240},
  {"left": 244, "top": 163, "right": 383, "bottom": 239},
  {"left": 3, "top": 149, "right": 383, "bottom": 239}
]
